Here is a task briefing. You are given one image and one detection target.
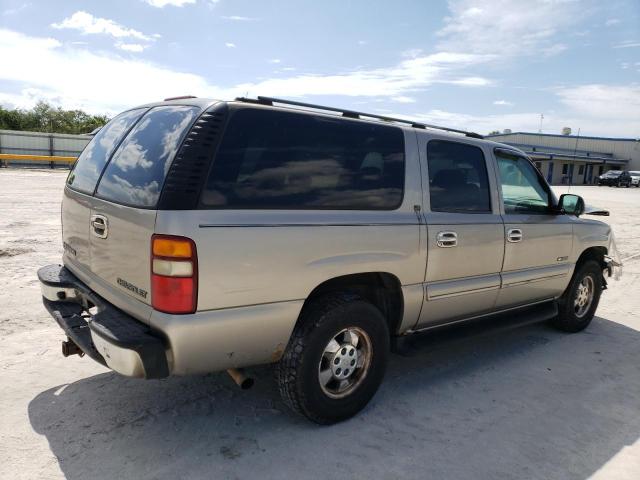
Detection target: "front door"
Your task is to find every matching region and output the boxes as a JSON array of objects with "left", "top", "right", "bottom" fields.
[
  {"left": 493, "top": 148, "right": 573, "bottom": 309},
  {"left": 416, "top": 138, "right": 504, "bottom": 328}
]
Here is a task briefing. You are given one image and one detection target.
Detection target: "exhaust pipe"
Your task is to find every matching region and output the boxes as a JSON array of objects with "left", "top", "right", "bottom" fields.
[
  {"left": 61, "top": 338, "right": 83, "bottom": 357},
  {"left": 227, "top": 368, "right": 254, "bottom": 390}
]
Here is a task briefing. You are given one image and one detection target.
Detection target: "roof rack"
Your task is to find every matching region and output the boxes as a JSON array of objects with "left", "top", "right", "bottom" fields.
[{"left": 234, "top": 96, "right": 483, "bottom": 139}]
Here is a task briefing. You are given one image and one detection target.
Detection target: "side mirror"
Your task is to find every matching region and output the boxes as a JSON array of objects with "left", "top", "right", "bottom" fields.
[{"left": 558, "top": 194, "right": 585, "bottom": 217}]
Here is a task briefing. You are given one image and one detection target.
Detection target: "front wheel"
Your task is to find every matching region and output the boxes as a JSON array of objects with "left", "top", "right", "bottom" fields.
[
  {"left": 276, "top": 294, "right": 389, "bottom": 424},
  {"left": 551, "top": 260, "right": 603, "bottom": 332}
]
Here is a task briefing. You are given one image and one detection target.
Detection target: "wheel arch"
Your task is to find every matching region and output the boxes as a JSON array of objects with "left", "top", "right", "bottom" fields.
[
  {"left": 300, "top": 272, "right": 405, "bottom": 336},
  {"left": 576, "top": 246, "right": 608, "bottom": 269}
]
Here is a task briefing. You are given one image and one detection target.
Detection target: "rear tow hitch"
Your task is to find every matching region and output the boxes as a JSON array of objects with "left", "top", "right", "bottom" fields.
[{"left": 62, "top": 338, "right": 84, "bottom": 357}]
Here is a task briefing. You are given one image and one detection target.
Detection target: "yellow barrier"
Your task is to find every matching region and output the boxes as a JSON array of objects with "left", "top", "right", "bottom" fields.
[{"left": 0, "top": 154, "right": 77, "bottom": 163}]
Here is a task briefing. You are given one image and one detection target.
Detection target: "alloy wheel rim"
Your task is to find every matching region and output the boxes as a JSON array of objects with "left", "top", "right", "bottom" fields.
[
  {"left": 318, "top": 327, "right": 372, "bottom": 399},
  {"left": 574, "top": 275, "right": 595, "bottom": 318}
]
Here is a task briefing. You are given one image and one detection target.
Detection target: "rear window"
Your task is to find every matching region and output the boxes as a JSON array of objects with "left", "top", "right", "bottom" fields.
[
  {"left": 96, "top": 106, "right": 200, "bottom": 208},
  {"left": 67, "top": 108, "right": 147, "bottom": 194},
  {"left": 200, "top": 108, "right": 405, "bottom": 210}
]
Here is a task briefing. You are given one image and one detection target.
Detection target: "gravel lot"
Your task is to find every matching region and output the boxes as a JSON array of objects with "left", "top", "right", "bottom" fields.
[{"left": 1, "top": 169, "right": 639, "bottom": 480}]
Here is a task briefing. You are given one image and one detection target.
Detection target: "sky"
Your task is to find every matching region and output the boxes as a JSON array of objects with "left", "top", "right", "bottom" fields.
[{"left": 0, "top": 0, "right": 639, "bottom": 137}]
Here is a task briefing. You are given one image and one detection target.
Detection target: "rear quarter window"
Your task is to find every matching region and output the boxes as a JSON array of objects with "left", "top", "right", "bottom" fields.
[
  {"left": 67, "top": 108, "right": 147, "bottom": 194},
  {"left": 200, "top": 108, "right": 405, "bottom": 210},
  {"left": 426, "top": 140, "right": 491, "bottom": 213},
  {"left": 96, "top": 106, "right": 200, "bottom": 208}
]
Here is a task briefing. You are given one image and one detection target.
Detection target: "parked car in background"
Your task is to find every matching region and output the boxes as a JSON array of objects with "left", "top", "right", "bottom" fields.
[
  {"left": 38, "top": 96, "right": 621, "bottom": 424},
  {"left": 597, "top": 170, "right": 632, "bottom": 187},
  {"left": 630, "top": 171, "right": 640, "bottom": 187}
]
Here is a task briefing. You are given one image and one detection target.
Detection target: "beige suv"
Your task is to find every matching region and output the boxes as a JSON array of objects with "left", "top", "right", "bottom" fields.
[{"left": 38, "top": 96, "right": 620, "bottom": 424}]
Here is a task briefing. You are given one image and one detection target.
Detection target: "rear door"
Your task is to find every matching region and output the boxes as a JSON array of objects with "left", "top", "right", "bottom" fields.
[
  {"left": 493, "top": 148, "right": 573, "bottom": 308},
  {"left": 89, "top": 105, "right": 200, "bottom": 307},
  {"left": 63, "top": 108, "right": 148, "bottom": 275},
  {"left": 416, "top": 138, "right": 504, "bottom": 328}
]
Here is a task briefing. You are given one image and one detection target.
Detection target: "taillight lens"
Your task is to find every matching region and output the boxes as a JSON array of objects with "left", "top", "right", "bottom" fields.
[{"left": 151, "top": 235, "right": 197, "bottom": 314}]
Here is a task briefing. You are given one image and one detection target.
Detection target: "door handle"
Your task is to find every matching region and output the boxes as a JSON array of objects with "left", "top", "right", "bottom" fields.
[
  {"left": 436, "top": 231, "right": 458, "bottom": 248},
  {"left": 507, "top": 228, "right": 523, "bottom": 243},
  {"left": 90, "top": 214, "right": 108, "bottom": 239}
]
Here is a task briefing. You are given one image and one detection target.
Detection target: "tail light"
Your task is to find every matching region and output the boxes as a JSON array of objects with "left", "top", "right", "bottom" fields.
[{"left": 151, "top": 235, "right": 197, "bottom": 314}]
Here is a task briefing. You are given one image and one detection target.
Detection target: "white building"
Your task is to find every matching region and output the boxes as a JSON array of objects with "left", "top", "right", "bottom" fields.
[{"left": 487, "top": 132, "right": 640, "bottom": 185}]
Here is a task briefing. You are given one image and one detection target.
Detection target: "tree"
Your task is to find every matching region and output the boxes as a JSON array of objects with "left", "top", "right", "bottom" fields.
[{"left": 0, "top": 102, "right": 110, "bottom": 134}]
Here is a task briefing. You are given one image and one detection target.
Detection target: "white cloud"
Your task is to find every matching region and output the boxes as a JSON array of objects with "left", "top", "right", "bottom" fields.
[
  {"left": 221, "top": 15, "right": 257, "bottom": 21},
  {"left": 391, "top": 96, "right": 416, "bottom": 103},
  {"left": 0, "top": 28, "right": 497, "bottom": 115},
  {"left": 613, "top": 41, "right": 640, "bottom": 49},
  {"left": 2, "top": 2, "right": 30, "bottom": 16},
  {"left": 556, "top": 84, "right": 640, "bottom": 122},
  {"left": 493, "top": 100, "right": 514, "bottom": 106},
  {"left": 268, "top": 58, "right": 281, "bottom": 64},
  {"left": 358, "top": 40, "right": 368, "bottom": 46},
  {"left": 52, "top": 11, "right": 155, "bottom": 41},
  {"left": 393, "top": 84, "right": 640, "bottom": 137},
  {"left": 605, "top": 18, "right": 621, "bottom": 27},
  {"left": 2, "top": 28, "right": 638, "bottom": 137},
  {"left": 448, "top": 76, "right": 493, "bottom": 86},
  {"left": 225, "top": 42, "right": 236, "bottom": 48},
  {"left": 0, "top": 28, "right": 218, "bottom": 114},
  {"left": 231, "top": 52, "right": 493, "bottom": 98},
  {"left": 437, "top": 0, "right": 583, "bottom": 56},
  {"left": 541, "top": 43, "right": 568, "bottom": 56},
  {"left": 143, "top": 0, "right": 196, "bottom": 7},
  {"left": 116, "top": 43, "right": 147, "bottom": 53}
]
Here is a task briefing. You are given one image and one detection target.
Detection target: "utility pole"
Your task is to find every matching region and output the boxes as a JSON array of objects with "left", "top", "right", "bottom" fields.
[{"left": 538, "top": 114, "right": 544, "bottom": 133}]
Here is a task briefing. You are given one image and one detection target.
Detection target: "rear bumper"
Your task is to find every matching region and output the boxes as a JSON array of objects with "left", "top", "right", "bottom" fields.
[{"left": 38, "top": 264, "right": 169, "bottom": 379}]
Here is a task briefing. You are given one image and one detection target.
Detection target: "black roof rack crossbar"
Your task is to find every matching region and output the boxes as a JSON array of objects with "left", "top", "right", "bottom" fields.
[{"left": 234, "top": 96, "right": 483, "bottom": 139}]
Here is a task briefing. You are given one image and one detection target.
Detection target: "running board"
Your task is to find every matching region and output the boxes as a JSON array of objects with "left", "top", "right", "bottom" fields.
[{"left": 392, "top": 301, "right": 558, "bottom": 355}]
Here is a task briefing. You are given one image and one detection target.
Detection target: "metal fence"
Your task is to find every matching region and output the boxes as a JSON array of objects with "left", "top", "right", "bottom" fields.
[{"left": 0, "top": 129, "right": 90, "bottom": 168}]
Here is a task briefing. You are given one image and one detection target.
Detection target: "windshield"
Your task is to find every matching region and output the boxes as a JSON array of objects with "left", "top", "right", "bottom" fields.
[{"left": 605, "top": 170, "right": 622, "bottom": 176}]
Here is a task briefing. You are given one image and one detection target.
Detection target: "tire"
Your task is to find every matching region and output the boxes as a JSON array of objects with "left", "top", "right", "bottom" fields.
[
  {"left": 551, "top": 260, "right": 602, "bottom": 333},
  {"left": 276, "top": 293, "right": 390, "bottom": 424}
]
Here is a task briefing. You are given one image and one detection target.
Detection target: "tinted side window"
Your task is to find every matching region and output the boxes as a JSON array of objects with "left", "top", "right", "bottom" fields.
[
  {"left": 200, "top": 109, "right": 405, "bottom": 210},
  {"left": 426, "top": 140, "right": 491, "bottom": 213},
  {"left": 495, "top": 149, "right": 551, "bottom": 214},
  {"left": 96, "top": 106, "right": 200, "bottom": 208},
  {"left": 67, "top": 108, "right": 147, "bottom": 194}
]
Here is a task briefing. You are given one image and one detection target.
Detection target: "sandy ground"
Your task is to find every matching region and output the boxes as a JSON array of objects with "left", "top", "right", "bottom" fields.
[{"left": 1, "top": 168, "right": 639, "bottom": 480}]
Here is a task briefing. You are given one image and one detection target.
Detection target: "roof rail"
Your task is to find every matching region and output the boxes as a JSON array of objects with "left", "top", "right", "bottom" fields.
[{"left": 234, "top": 96, "right": 483, "bottom": 139}]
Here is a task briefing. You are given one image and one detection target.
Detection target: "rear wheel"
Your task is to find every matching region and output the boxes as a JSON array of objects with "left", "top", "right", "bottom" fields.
[
  {"left": 276, "top": 293, "right": 389, "bottom": 424},
  {"left": 551, "top": 260, "right": 602, "bottom": 332}
]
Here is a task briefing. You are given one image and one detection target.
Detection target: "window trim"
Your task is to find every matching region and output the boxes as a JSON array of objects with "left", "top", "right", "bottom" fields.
[
  {"left": 197, "top": 106, "right": 407, "bottom": 211},
  {"left": 493, "top": 147, "right": 555, "bottom": 215},
  {"left": 425, "top": 139, "right": 493, "bottom": 214}
]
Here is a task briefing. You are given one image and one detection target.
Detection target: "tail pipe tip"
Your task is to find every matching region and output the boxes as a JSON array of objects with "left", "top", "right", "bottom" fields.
[
  {"left": 62, "top": 338, "right": 84, "bottom": 357},
  {"left": 226, "top": 368, "right": 254, "bottom": 390}
]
